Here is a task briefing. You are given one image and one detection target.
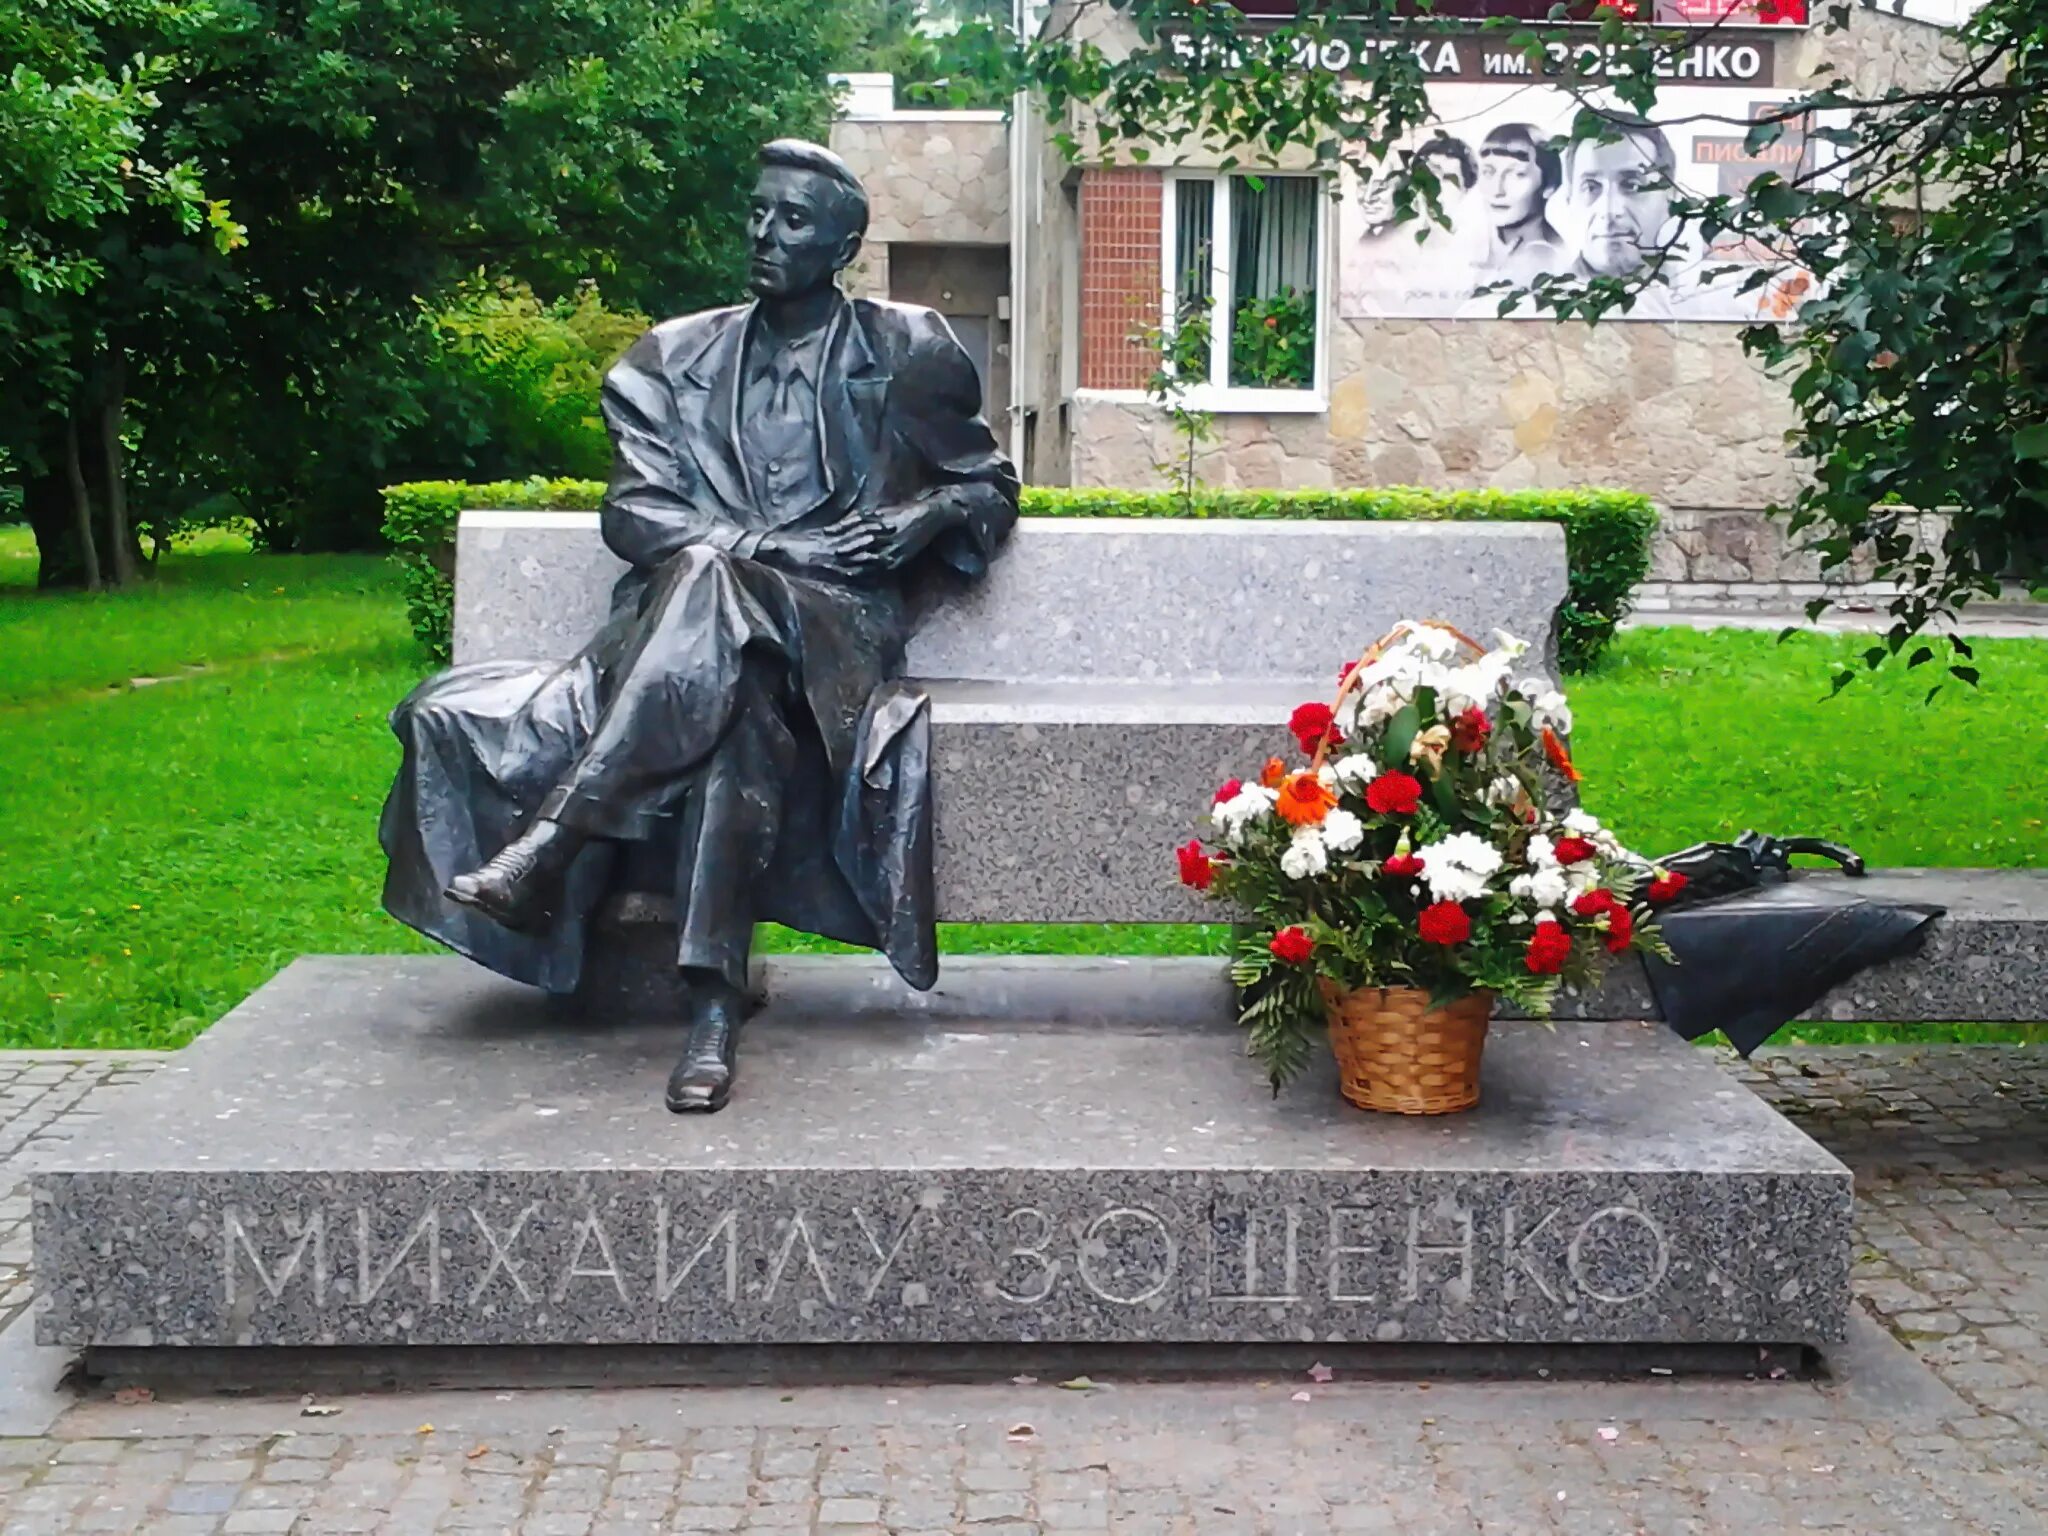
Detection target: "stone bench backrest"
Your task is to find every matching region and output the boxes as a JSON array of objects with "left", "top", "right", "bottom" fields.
[{"left": 453, "top": 512, "right": 1571, "bottom": 683}]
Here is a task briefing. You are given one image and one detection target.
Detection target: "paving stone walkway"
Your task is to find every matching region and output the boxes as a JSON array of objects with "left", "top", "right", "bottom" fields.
[{"left": 2, "top": 1043, "right": 2046, "bottom": 1535}]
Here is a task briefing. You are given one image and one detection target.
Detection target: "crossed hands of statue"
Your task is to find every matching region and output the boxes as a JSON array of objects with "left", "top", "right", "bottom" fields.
[{"left": 755, "top": 500, "right": 949, "bottom": 582}]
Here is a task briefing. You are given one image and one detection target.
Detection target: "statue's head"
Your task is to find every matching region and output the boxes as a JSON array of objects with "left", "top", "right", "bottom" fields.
[{"left": 748, "top": 139, "right": 869, "bottom": 301}]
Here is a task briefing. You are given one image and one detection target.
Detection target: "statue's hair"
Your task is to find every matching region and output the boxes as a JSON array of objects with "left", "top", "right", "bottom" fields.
[{"left": 758, "top": 139, "right": 870, "bottom": 237}]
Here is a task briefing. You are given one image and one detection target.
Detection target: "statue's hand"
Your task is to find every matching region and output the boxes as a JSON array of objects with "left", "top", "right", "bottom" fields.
[
  {"left": 756, "top": 518, "right": 891, "bottom": 580},
  {"left": 870, "top": 500, "right": 954, "bottom": 567}
]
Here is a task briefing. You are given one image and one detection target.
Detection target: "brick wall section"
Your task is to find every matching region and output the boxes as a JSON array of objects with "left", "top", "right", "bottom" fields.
[{"left": 1079, "top": 169, "right": 1161, "bottom": 390}]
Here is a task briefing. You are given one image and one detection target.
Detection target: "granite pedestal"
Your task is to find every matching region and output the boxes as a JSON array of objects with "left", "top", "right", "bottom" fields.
[{"left": 34, "top": 956, "right": 1852, "bottom": 1355}]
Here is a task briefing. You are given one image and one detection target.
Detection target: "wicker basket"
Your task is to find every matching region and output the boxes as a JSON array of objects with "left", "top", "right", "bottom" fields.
[{"left": 1320, "top": 983, "right": 1493, "bottom": 1115}]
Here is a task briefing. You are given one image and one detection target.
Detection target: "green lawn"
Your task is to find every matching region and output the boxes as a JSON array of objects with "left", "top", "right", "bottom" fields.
[{"left": 3, "top": 526, "right": 2044, "bottom": 1050}]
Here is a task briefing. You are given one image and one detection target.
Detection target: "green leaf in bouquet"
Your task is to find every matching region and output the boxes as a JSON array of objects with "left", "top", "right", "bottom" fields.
[
  {"left": 1236, "top": 964, "right": 1322, "bottom": 1095},
  {"left": 1382, "top": 702, "right": 1422, "bottom": 769},
  {"left": 1430, "top": 761, "right": 1461, "bottom": 819}
]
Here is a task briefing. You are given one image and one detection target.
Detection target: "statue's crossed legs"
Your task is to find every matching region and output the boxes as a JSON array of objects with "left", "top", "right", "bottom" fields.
[{"left": 447, "top": 547, "right": 799, "bottom": 1113}]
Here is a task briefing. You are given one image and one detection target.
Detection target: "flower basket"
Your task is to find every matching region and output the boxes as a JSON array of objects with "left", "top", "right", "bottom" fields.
[
  {"left": 1179, "top": 619, "right": 1684, "bottom": 1112},
  {"left": 1320, "top": 983, "right": 1493, "bottom": 1115}
]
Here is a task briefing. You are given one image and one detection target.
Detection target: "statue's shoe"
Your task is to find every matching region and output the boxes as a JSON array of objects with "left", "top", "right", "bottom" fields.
[
  {"left": 667, "top": 997, "right": 742, "bottom": 1114},
  {"left": 444, "top": 821, "right": 575, "bottom": 932}
]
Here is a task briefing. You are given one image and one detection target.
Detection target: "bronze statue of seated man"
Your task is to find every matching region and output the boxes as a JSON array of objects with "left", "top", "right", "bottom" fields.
[{"left": 377, "top": 140, "right": 1019, "bottom": 1113}]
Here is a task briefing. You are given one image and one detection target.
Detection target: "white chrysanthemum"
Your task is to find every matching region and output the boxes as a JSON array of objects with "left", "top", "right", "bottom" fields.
[
  {"left": 1212, "top": 785, "right": 1278, "bottom": 847},
  {"left": 1492, "top": 630, "right": 1531, "bottom": 660},
  {"left": 1533, "top": 909, "right": 1561, "bottom": 928},
  {"left": 1509, "top": 867, "right": 1568, "bottom": 909},
  {"left": 1563, "top": 808, "right": 1603, "bottom": 837},
  {"left": 1316, "top": 763, "right": 1337, "bottom": 788},
  {"left": 1280, "top": 829, "right": 1329, "bottom": 880},
  {"left": 1331, "top": 752, "right": 1377, "bottom": 788},
  {"left": 1320, "top": 809, "right": 1365, "bottom": 853},
  {"left": 1417, "top": 832, "right": 1503, "bottom": 903},
  {"left": 1565, "top": 860, "right": 1604, "bottom": 900},
  {"left": 1525, "top": 832, "right": 1557, "bottom": 868}
]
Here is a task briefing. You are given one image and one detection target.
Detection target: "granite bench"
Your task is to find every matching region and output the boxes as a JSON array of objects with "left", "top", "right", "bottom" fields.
[
  {"left": 456, "top": 511, "right": 2048, "bottom": 1027},
  {"left": 454, "top": 510, "right": 1571, "bottom": 932}
]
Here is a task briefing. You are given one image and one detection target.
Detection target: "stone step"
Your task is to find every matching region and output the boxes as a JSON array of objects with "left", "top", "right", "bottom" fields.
[
  {"left": 453, "top": 512, "right": 1569, "bottom": 680},
  {"left": 33, "top": 955, "right": 1852, "bottom": 1353}
]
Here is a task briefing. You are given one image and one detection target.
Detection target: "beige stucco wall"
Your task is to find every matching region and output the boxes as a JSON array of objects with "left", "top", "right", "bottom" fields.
[
  {"left": 830, "top": 115, "right": 1010, "bottom": 248},
  {"left": 1046, "top": 5, "right": 1962, "bottom": 508}
]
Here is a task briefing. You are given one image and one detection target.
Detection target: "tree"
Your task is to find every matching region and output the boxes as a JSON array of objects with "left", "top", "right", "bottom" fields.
[
  {"left": 1011, "top": 0, "right": 2048, "bottom": 684},
  {"left": 840, "top": 0, "right": 1018, "bottom": 108},
  {"left": 1, "top": 0, "right": 241, "bottom": 588},
  {"left": 3, "top": 0, "right": 856, "bottom": 585}
]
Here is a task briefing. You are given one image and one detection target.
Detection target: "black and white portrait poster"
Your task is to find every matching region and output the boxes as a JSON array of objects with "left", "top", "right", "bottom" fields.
[{"left": 1337, "top": 84, "right": 1824, "bottom": 323}]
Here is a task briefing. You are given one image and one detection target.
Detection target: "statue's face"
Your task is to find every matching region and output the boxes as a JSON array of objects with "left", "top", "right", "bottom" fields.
[{"left": 747, "top": 166, "right": 861, "bottom": 300}]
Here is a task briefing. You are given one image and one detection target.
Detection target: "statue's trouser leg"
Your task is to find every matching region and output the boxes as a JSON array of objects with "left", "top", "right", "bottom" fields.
[
  {"left": 538, "top": 547, "right": 767, "bottom": 842},
  {"left": 673, "top": 653, "right": 798, "bottom": 996}
]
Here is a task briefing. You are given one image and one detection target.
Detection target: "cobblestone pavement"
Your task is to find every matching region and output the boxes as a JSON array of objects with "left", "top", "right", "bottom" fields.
[{"left": 1, "top": 1044, "right": 2045, "bottom": 1534}]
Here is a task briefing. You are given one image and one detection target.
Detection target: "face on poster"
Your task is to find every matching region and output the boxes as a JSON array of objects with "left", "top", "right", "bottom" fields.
[{"left": 1337, "top": 84, "right": 1821, "bottom": 322}]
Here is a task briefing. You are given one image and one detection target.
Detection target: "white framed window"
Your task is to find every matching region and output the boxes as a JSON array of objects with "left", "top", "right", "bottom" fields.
[{"left": 1161, "top": 171, "right": 1328, "bottom": 412}]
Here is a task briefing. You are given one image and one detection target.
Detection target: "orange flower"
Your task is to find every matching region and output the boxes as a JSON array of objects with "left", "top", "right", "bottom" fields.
[
  {"left": 1275, "top": 771, "right": 1337, "bottom": 827},
  {"left": 1541, "top": 726, "right": 1582, "bottom": 784},
  {"left": 1259, "top": 756, "right": 1288, "bottom": 788}
]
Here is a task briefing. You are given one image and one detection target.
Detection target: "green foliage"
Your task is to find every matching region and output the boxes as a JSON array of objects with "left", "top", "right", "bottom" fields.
[
  {"left": 4, "top": 0, "right": 856, "bottom": 576},
  {"left": 419, "top": 279, "right": 649, "bottom": 483},
  {"left": 1134, "top": 304, "right": 1217, "bottom": 512},
  {"left": 838, "top": 0, "right": 1015, "bottom": 109},
  {"left": 1228, "top": 288, "right": 1314, "bottom": 390},
  {"left": 381, "top": 478, "right": 603, "bottom": 662},
  {"left": 380, "top": 479, "right": 1657, "bottom": 668},
  {"left": 1008, "top": 0, "right": 2048, "bottom": 677}
]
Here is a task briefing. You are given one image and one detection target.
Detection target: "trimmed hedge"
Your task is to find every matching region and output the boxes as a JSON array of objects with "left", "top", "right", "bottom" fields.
[{"left": 382, "top": 479, "right": 1656, "bottom": 671}]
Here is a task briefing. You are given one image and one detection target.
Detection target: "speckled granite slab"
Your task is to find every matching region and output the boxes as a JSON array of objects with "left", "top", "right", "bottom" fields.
[
  {"left": 451, "top": 512, "right": 1569, "bottom": 677},
  {"left": 34, "top": 956, "right": 1851, "bottom": 1349},
  {"left": 577, "top": 865, "right": 2048, "bottom": 1022}
]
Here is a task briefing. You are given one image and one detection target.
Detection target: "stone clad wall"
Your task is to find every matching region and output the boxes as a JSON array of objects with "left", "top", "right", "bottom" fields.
[
  {"left": 830, "top": 115, "right": 1010, "bottom": 249},
  {"left": 1069, "top": 320, "right": 1797, "bottom": 506}
]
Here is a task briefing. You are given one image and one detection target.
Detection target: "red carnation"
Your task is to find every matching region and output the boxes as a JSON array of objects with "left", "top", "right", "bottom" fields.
[
  {"left": 1647, "top": 870, "right": 1689, "bottom": 905},
  {"left": 1571, "top": 888, "right": 1617, "bottom": 918},
  {"left": 1604, "top": 904, "right": 1636, "bottom": 954},
  {"left": 1384, "top": 853, "right": 1425, "bottom": 878},
  {"left": 1338, "top": 660, "right": 1358, "bottom": 687},
  {"left": 1288, "top": 702, "right": 1342, "bottom": 755},
  {"left": 1269, "top": 926, "right": 1314, "bottom": 965},
  {"left": 1212, "top": 777, "right": 1244, "bottom": 807},
  {"left": 1417, "top": 901, "right": 1472, "bottom": 946},
  {"left": 1366, "top": 771, "right": 1424, "bottom": 816},
  {"left": 1450, "top": 706, "right": 1491, "bottom": 754},
  {"left": 1525, "top": 922, "right": 1572, "bottom": 975},
  {"left": 1553, "top": 836, "right": 1597, "bottom": 865},
  {"left": 1177, "top": 839, "right": 1215, "bottom": 891}
]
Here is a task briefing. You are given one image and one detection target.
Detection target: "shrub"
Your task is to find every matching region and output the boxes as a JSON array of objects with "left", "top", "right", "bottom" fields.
[
  {"left": 382, "top": 479, "right": 1656, "bottom": 669},
  {"left": 381, "top": 478, "right": 603, "bottom": 662}
]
